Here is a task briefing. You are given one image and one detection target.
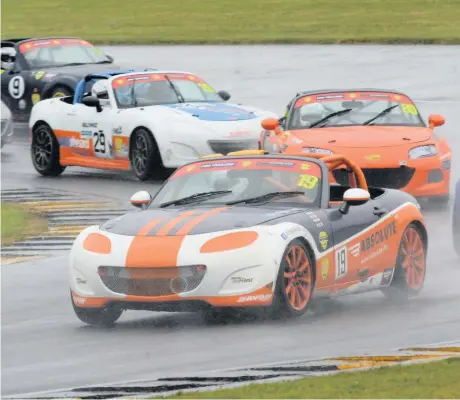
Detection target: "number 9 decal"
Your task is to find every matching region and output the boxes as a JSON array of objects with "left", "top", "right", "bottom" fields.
[
  {"left": 297, "top": 174, "right": 319, "bottom": 189},
  {"left": 401, "top": 104, "right": 418, "bottom": 115},
  {"left": 8, "top": 76, "right": 25, "bottom": 99}
]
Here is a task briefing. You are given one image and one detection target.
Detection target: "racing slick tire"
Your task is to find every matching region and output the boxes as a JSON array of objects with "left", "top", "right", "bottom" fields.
[
  {"left": 71, "top": 293, "right": 123, "bottom": 327},
  {"left": 453, "top": 180, "right": 460, "bottom": 257},
  {"left": 31, "top": 123, "right": 66, "bottom": 176},
  {"left": 381, "top": 223, "right": 427, "bottom": 302},
  {"left": 49, "top": 85, "right": 73, "bottom": 99},
  {"left": 130, "top": 128, "right": 167, "bottom": 181},
  {"left": 268, "top": 239, "right": 315, "bottom": 318}
]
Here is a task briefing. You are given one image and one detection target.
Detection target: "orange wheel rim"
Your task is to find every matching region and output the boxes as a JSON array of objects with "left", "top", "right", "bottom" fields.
[
  {"left": 284, "top": 245, "right": 312, "bottom": 310},
  {"left": 401, "top": 227, "right": 425, "bottom": 289}
]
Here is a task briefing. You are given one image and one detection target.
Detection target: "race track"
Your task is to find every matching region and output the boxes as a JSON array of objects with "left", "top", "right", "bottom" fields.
[{"left": 2, "top": 45, "right": 460, "bottom": 397}]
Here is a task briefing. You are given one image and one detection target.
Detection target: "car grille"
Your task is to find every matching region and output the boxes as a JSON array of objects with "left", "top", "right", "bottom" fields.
[
  {"left": 98, "top": 265, "right": 206, "bottom": 296},
  {"left": 332, "top": 167, "right": 415, "bottom": 189},
  {"left": 208, "top": 139, "right": 258, "bottom": 155}
]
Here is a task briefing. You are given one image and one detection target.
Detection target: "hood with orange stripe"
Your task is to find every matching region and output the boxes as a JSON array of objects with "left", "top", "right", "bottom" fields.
[{"left": 100, "top": 205, "right": 307, "bottom": 236}]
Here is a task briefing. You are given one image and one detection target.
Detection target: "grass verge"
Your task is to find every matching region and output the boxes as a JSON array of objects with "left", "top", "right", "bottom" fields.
[
  {"left": 168, "top": 357, "right": 460, "bottom": 399},
  {"left": 1, "top": 202, "right": 48, "bottom": 246},
  {"left": 2, "top": 0, "right": 460, "bottom": 44}
]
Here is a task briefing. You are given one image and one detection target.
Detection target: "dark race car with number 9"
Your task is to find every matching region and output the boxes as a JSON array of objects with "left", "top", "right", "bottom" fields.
[
  {"left": 1, "top": 37, "right": 124, "bottom": 122},
  {"left": 259, "top": 89, "right": 452, "bottom": 205},
  {"left": 68, "top": 149, "right": 428, "bottom": 326}
]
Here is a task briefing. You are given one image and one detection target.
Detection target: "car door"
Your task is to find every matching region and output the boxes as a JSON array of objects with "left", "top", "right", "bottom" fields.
[
  {"left": 64, "top": 102, "right": 115, "bottom": 160},
  {"left": 327, "top": 197, "right": 387, "bottom": 290}
]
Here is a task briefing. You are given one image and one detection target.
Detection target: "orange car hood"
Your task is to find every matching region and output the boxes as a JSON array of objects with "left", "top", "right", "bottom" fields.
[{"left": 289, "top": 126, "right": 432, "bottom": 148}]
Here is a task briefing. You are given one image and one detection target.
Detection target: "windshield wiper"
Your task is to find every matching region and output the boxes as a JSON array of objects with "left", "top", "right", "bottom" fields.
[
  {"left": 362, "top": 105, "right": 399, "bottom": 125},
  {"left": 309, "top": 109, "right": 353, "bottom": 128},
  {"left": 226, "top": 191, "right": 305, "bottom": 205},
  {"left": 160, "top": 190, "right": 232, "bottom": 208},
  {"left": 164, "top": 75, "right": 185, "bottom": 103}
]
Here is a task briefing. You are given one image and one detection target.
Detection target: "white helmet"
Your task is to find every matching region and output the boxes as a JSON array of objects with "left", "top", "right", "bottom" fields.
[
  {"left": 299, "top": 103, "right": 326, "bottom": 123},
  {"left": 91, "top": 80, "right": 110, "bottom": 106},
  {"left": 1, "top": 47, "right": 16, "bottom": 70}
]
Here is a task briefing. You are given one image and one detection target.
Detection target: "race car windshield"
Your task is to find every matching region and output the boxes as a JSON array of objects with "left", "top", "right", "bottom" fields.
[
  {"left": 112, "top": 73, "right": 223, "bottom": 108},
  {"left": 288, "top": 91, "right": 425, "bottom": 129},
  {"left": 19, "top": 39, "right": 110, "bottom": 68},
  {"left": 150, "top": 158, "right": 322, "bottom": 208}
]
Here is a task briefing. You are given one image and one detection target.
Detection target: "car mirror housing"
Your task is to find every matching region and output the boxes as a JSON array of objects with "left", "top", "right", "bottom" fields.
[
  {"left": 218, "top": 90, "right": 231, "bottom": 101},
  {"left": 82, "top": 95, "right": 102, "bottom": 112},
  {"left": 340, "top": 188, "right": 371, "bottom": 214},
  {"left": 261, "top": 118, "right": 280, "bottom": 131},
  {"left": 130, "top": 191, "right": 152, "bottom": 209},
  {"left": 428, "top": 114, "right": 445, "bottom": 128}
]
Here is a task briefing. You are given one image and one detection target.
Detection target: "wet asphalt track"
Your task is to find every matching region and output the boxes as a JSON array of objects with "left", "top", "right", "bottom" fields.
[{"left": 2, "top": 45, "right": 460, "bottom": 396}]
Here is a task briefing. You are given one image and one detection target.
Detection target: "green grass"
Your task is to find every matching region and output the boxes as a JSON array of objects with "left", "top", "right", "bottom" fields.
[
  {"left": 167, "top": 357, "right": 460, "bottom": 399},
  {"left": 1, "top": 202, "right": 48, "bottom": 246},
  {"left": 2, "top": 0, "right": 460, "bottom": 44}
]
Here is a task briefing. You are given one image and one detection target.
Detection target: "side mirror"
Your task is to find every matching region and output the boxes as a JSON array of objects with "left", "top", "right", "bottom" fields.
[
  {"left": 218, "top": 90, "right": 231, "bottom": 101},
  {"left": 105, "top": 54, "right": 114, "bottom": 62},
  {"left": 261, "top": 118, "right": 280, "bottom": 131},
  {"left": 428, "top": 114, "right": 445, "bottom": 128},
  {"left": 82, "top": 95, "right": 102, "bottom": 112},
  {"left": 339, "top": 188, "right": 370, "bottom": 214},
  {"left": 130, "top": 190, "right": 152, "bottom": 209}
]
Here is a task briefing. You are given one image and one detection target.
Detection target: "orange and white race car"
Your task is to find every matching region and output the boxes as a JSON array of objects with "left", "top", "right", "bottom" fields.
[
  {"left": 70, "top": 150, "right": 428, "bottom": 326},
  {"left": 259, "top": 89, "right": 452, "bottom": 205}
]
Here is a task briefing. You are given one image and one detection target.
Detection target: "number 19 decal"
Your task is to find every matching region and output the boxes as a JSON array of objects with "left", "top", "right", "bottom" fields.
[
  {"left": 335, "top": 246, "right": 348, "bottom": 279},
  {"left": 93, "top": 131, "right": 106, "bottom": 153}
]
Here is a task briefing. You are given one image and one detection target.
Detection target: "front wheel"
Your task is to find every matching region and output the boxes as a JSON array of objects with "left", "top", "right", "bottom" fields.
[
  {"left": 268, "top": 239, "right": 315, "bottom": 318},
  {"left": 381, "top": 223, "right": 427, "bottom": 302},
  {"left": 71, "top": 293, "right": 123, "bottom": 326},
  {"left": 31, "top": 123, "right": 65, "bottom": 176},
  {"left": 130, "top": 128, "right": 164, "bottom": 180}
]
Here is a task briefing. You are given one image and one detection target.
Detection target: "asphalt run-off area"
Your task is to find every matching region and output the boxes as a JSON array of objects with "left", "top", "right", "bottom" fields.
[{"left": 2, "top": 44, "right": 460, "bottom": 397}]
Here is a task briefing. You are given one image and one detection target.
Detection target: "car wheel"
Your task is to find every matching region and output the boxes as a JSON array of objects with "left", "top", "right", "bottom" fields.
[
  {"left": 50, "top": 86, "right": 73, "bottom": 98},
  {"left": 381, "top": 223, "right": 427, "bottom": 302},
  {"left": 71, "top": 293, "right": 123, "bottom": 327},
  {"left": 269, "top": 239, "right": 315, "bottom": 318},
  {"left": 130, "top": 128, "right": 164, "bottom": 180},
  {"left": 31, "top": 123, "right": 66, "bottom": 176}
]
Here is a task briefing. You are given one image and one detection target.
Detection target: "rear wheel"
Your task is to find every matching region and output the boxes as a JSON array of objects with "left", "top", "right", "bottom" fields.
[
  {"left": 269, "top": 239, "right": 315, "bottom": 318},
  {"left": 71, "top": 293, "right": 123, "bottom": 327},
  {"left": 130, "top": 128, "right": 165, "bottom": 180},
  {"left": 31, "top": 123, "right": 65, "bottom": 176},
  {"left": 49, "top": 85, "right": 73, "bottom": 99},
  {"left": 382, "top": 223, "right": 427, "bottom": 301}
]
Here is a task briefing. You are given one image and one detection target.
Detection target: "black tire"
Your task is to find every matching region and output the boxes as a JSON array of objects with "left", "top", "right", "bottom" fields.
[
  {"left": 130, "top": 128, "right": 164, "bottom": 180},
  {"left": 268, "top": 239, "right": 315, "bottom": 318},
  {"left": 381, "top": 223, "right": 427, "bottom": 302},
  {"left": 49, "top": 85, "right": 73, "bottom": 99},
  {"left": 71, "top": 293, "right": 123, "bottom": 327},
  {"left": 31, "top": 123, "right": 66, "bottom": 176}
]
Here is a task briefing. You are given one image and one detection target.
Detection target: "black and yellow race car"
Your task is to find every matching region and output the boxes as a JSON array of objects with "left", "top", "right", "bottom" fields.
[{"left": 1, "top": 36, "right": 125, "bottom": 122}]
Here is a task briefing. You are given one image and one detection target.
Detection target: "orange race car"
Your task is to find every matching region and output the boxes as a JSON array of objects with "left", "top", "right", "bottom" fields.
[{"left": 259, "top": 89, "right": 452, "bottom": 204}]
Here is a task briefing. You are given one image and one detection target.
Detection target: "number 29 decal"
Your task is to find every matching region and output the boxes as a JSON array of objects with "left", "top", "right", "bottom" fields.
[
  {"left": 335, "top": 246, "right": 348, "bottom": 279},
  {"left": 93, "top": 131, "right": 106, "bottom": 153}
]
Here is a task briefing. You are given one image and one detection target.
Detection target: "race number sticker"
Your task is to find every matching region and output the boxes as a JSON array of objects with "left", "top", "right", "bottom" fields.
[
  {"left": 8, "top": 76, "right": 25, "bottom": 99},
  {"left": 401, "top": 104, "right": 418, "bottom": 115},
  {"left": 93, "top": 131, "right": 106, "bottom": 154},
  {"left": 198, "top": 83, "right": 215, "bottom": 93},
  {"left": 335, "top": 246, "right": 348, "bottom": 279},
  {"left": 297, "top": 174, "right": 319, "bottom": 189}
]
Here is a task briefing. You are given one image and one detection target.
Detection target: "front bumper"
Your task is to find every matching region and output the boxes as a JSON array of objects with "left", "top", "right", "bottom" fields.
[
  {"left": 1, "top": 117, "right": 14, "bottom": 147},
  {"left": 331, "top": 156, "right": 451, "bottom": 198},
  {"left": 69, "top": 227, "right": 281, "bottom": 310}
]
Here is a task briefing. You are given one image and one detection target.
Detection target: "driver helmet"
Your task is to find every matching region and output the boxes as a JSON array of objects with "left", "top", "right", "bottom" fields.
[
  {"left": 91, "top": 80, "right": 110, "bottom": 106},
  {"left": 299, "top": 103, "right": 326, "bottom": 125},
  {"left": 1, "top": 47, "right": 16, "bottom": 70}
]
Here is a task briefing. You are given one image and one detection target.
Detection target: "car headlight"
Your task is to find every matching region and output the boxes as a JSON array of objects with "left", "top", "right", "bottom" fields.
[
  {"left": 408, "top": 145, "right": 438, "bottom": 159},
  {"left": 302, "top": 147, "right": 333, "bottom": 155}
]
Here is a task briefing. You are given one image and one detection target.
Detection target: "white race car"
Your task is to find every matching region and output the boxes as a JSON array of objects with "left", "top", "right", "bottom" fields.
[{"left": 29, "top": 70, "right": 277, "bottom": 180}]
